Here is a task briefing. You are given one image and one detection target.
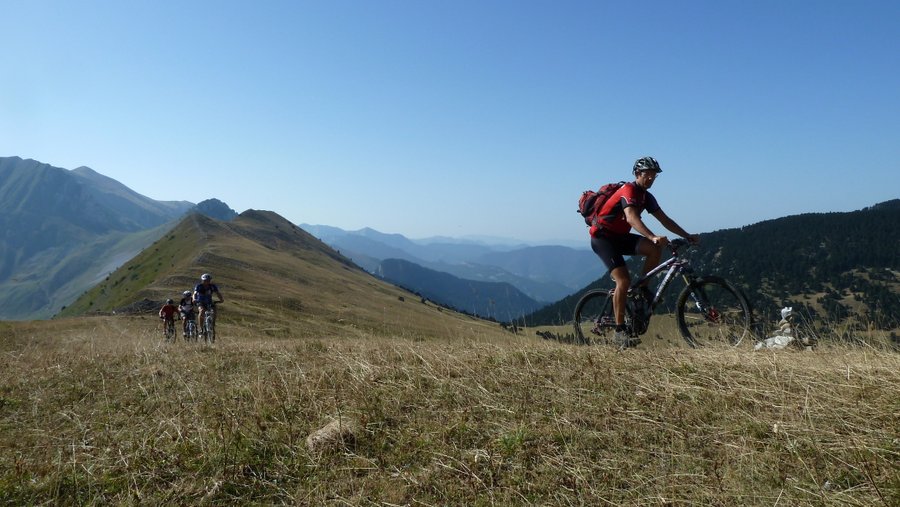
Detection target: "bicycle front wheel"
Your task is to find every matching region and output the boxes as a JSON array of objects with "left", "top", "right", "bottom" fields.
[
  {"left": 573, "top": 289, "right": 615, "bottom": 345},
  {"left": 676, "top": 276, "right": 751, "bottom": 348},
  {"left": 205, "top": 317, "right": 216, "bottom": 344}
]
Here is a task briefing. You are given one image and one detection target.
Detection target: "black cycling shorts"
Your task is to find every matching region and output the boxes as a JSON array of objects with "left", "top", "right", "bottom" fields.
[{"left": 591, "top": 231, "right": 642, "bottom": 272}]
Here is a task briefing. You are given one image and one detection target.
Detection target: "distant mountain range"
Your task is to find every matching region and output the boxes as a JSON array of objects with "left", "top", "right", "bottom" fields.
[
  {"left": 3, "top": 155, "right": 897, "bottom": 331},
  {"left": 0, "top": 156, "right": 237, "bottom": 319},
  {"left": 300, "top": 224, "right": 598, "bottom": 304},
  {"left": 374, "top": 258, "right": 545, "bottom": 321},
  {"left": 0, "top": 157, "right": 193, "bottom": 319}
]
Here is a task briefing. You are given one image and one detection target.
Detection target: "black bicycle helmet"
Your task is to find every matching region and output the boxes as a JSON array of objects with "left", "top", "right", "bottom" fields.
[
  {"left": 166, "top": 298, "right": 174, "bottom": 305},
  {"left": 633, "top": 156, "right": 662, "bottom": 174}
]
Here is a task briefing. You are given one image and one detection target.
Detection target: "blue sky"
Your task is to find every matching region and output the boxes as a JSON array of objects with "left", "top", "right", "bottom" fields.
[{"left": 2, "top": 0, "right": 898, "bottom": 245}]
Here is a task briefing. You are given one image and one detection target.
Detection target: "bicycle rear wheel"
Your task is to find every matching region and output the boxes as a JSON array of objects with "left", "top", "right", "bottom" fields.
[
  {"left": 676, "top": 276, "right": 751, "bottom": 348},
  {"left": 573, "top": 289, "right": 615, "bottom": 344}
]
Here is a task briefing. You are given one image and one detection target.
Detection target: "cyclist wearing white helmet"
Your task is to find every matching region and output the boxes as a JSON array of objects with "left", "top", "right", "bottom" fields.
[
  {"left": 178, "top": 290, "right": 196, "bottom": 337},
  {"left": 193, "top": 273, "right": 224, "bottom": 330}
]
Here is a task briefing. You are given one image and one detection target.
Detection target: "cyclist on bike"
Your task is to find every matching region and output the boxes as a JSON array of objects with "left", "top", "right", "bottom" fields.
[
  {"left": 158, "top": 298, "right": 179, "bottom": 336},
  {"left": 178, "top": 290, "right": 196, "bottom": 338},
  {"left": 193, "top": 273, "right": 224, "bottom": 330},
  {"left": 590, "top": 156, "right": 699, "bottom": 347}
]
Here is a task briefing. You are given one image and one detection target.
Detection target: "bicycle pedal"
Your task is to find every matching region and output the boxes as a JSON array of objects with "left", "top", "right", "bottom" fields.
[
  {"left": 613, "top": 331, "right": 641, "bottom": 349},
  {"left": 618, "top": 338, "right": 641, "bottom": 350}
]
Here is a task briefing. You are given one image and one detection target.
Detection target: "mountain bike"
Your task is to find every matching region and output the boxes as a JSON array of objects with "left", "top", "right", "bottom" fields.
[
  {"left": 183, "top": 315, "right": 197, "bottom": 342},
  {"left": 162, "top": 317, "right": 176, "bottom": 343},
  {"left": 200, "top": 303, "right": 218, "bottom": 344},
  {"left": 573, "top": 238, "right": 753, "bottom": 348}
]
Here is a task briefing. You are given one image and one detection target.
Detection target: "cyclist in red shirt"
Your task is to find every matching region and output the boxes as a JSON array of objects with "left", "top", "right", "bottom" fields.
[
  {"left": 159, "top": 298, "right": 178, "bottom": 333},
  {"left": 590, "top": 156, "right": 699, "bottom": 347}
]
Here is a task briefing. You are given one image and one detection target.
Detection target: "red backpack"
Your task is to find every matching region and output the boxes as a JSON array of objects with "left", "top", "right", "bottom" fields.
[{"left": 577, "top": 181, "right": 625, "bottom": 226}]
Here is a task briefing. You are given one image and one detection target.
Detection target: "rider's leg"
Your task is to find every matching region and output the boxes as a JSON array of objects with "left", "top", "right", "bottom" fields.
[
  {"left": 636, "top": 237, "right": 664, "bottom": 279},
  {"left": 629, "top": 238, "right": 664, "bottom": 303},
  {"left": 591, "top": 233, "right": 632, "bottom": 328},
  {"left": 610, "top": 266, "right": 631, "bottom": 326}
]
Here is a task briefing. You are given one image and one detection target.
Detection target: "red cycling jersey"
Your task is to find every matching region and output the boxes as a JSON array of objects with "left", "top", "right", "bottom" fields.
[
  {"left": 159, "top": 304, "right": 178, "bottom": 320},
  {"left": 590, "top": 182, "right": 660, "bottom": 236}
]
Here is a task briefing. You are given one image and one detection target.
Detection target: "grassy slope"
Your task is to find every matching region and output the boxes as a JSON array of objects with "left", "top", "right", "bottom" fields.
[
  {"left": 55, "top": 216, "right": 201, "bottom": 317},
  {"left": 0, "top": 317, "right": 897, "bottom": 505}
]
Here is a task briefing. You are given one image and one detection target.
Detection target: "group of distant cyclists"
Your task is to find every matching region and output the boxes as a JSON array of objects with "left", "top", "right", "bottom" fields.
[{"left": 158, "top": 273, "right": 224, "bottom": 340}]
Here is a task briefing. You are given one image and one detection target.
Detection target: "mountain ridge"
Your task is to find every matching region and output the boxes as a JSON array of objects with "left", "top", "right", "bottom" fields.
[
  {"left": 60, "top": 210, "right": 502, "bottom": 341},
  {"left": 0, "top": 156, "right": 196, "bottom": 318},
  {"left": 3, "top": 155, "right": 896, "bottom": 330}
]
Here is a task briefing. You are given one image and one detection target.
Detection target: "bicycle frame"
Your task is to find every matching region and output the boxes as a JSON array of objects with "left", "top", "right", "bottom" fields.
[
  {"left": 630, "top": 242, "right": 696, "bottom": 311},
  {"left": 633, "top": 242, "right": 734, "bottom": 333}
]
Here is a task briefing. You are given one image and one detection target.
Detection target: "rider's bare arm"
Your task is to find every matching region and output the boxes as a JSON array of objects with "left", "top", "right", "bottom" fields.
[
  {"left": 651, "top": 209, "right": 699, "bottom": 244},
  {"left": 625, "top": 206, "right": 666, "bottom": 244}
]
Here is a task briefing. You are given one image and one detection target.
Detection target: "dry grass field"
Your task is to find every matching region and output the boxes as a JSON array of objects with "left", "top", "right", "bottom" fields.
[{"left": 1, "top": 315, "right": 897, "bottom": 506}]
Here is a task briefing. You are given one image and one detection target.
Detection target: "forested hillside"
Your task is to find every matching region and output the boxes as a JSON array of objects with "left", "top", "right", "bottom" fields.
[
  {"left": 524, "top": 200, "right": 900, "bottom": 333},
  {"left": 694, "top": 200, "right": 899, "bottom": 328}
]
